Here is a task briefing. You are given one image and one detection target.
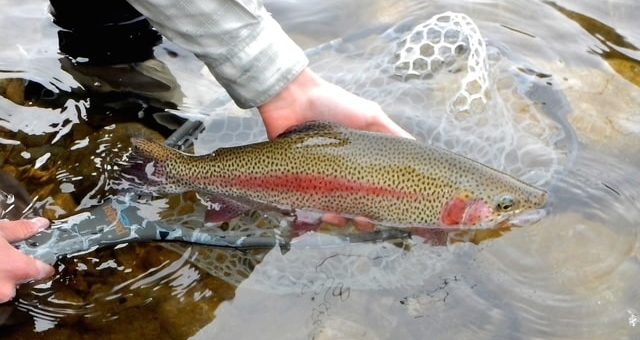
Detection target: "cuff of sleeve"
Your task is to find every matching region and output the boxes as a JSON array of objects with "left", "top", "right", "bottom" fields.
[{"left": 199, "top": 15, "right": 309, "bottom": 109}]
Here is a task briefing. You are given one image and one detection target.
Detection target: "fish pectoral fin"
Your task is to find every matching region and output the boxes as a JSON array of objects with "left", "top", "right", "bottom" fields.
[{"left": 409, "top": 227, "right": 449, "bottom": 246}]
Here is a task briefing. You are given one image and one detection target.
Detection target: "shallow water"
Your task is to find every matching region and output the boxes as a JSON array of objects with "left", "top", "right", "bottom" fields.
[{"left": 1, "top": 0, "right": 640, "bottom": 339}]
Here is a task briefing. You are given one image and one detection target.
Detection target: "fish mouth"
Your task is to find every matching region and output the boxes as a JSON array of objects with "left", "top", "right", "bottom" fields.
[
  {"left": 508, "top": 208, "right": 547, "bottom": 227},
  {"left": 495, "top": 208, "right": 547, "bottom": 228}
]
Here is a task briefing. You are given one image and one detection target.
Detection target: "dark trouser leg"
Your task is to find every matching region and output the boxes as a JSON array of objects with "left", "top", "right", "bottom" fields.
[{"left": 49, "top": 0, "right": 161, "bottom": 65}]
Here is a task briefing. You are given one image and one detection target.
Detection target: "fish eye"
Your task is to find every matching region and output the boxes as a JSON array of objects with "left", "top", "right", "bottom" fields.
[{"left": 496, "top": 195, "right": 516, "bottom": 212}]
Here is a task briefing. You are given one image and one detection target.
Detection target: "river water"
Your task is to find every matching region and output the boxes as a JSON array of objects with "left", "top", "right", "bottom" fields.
[{"left": 1, "top": 0, "right": 639, "bottom": 339}]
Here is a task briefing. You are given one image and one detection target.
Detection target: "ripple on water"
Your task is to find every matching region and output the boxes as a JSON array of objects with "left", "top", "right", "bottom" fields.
[
  {"left": 466, "top": 149, "right": 640, "bottom": 339},
  {"left": 194, "top": 148, "right": 640, "bottom": 339},
  {"left": 2, "top": 0, "right": 640, "bottom": 339},
  {"left": 13, "top": 243, "right": 234, "bottom": 336}
]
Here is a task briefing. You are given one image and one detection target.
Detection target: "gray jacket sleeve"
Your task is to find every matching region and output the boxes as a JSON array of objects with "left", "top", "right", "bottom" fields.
[{"left": 125, "top": 0, "right": 309, "bottom": 108}]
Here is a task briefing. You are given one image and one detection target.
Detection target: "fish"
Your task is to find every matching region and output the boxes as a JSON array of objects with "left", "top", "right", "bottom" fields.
[{"left": 121, "top": 121, "right": 547, "bottom": 229}]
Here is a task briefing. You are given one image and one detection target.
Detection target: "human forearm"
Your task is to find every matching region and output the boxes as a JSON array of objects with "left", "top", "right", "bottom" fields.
[
  {"left": 125, "top": 0, "right": 412, "bottom": 140},
  {"left": 125, "top": 0, "right": 308, "bottom": 108}
]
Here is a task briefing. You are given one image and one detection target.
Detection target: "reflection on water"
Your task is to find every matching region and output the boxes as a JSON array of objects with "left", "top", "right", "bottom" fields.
[
  {"left": 15, "top": 244, "right": 244, "bottom": 337},
  {"left": 1, "top": 0, "right": 640, "bottom": 339},
  {"left": 547, "top": 1, "right": 640, "bottom": 87}
]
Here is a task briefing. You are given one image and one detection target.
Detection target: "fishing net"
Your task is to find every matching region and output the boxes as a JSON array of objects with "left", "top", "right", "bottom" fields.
[
  {"left": 391, "top": 12, "right": 489, "bottom": 114},
  {"left": 194, "top": 12, "right": 575, "bottom": 188},
  {"left": 156, "top": 194, "right": 412, "bottom": 287},
  {"left": 172, "top": 11, "right": 577, "bottom": 286},
  {"left": 244, "top": 239, "right": 447, "bottom": 293},
  {"left": 153, "top": 193, "right": 279, "bottom": 287},
  {"left": 161, "top": 243, "right": 266, "bottom": 287},
  {"left": 306, "top": 11, "right": 574, "bottom": 187}
]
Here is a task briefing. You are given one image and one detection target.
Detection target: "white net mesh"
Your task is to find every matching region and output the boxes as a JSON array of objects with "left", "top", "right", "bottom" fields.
[
  {"left": 154, "top": 193, "right": 276, "bottom": 286},
  {"left": 244, "top": 240, "right": 449, "bottom": 293},
  {"left": 305, "top": 11, "right": 573, "bottom": 187},
  {"left": 392, "top": 12, "right": 489, "bottom": 114},
  {"left": 162, "top": 243, "right": 265, "bottom": 287}
]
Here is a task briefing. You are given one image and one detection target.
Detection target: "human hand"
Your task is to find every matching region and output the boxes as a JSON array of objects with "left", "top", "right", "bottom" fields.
[
  {"left": 0, "top": 218, "right": 54, "bottom": 303},
  {"left": 258, "top": 68, "right": 414, "bottom": 140}
]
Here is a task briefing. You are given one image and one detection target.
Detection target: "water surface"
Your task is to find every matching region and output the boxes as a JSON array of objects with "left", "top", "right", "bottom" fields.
[{"left": 1, "top": 0, "right": 639, "bottom": 339}]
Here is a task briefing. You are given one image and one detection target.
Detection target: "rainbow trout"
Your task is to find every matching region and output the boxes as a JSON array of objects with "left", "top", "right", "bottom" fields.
[{"left": 123, "top": 121, "right": 547, "bottom": 229}]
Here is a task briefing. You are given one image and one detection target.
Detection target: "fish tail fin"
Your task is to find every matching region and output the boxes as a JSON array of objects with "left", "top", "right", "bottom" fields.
[{"left": 116, "top": 138, "right": 184, "bottom": 194}]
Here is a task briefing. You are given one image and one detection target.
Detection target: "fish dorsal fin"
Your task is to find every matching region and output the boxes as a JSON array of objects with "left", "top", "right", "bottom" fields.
[{"left": 275, "top": 121, "right": 342, "bottom": 139}]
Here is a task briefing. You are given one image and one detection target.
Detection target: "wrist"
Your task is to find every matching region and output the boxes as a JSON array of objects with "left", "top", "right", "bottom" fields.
[{"left": 258, "top": 68, "right": 320, "bottom": 139}]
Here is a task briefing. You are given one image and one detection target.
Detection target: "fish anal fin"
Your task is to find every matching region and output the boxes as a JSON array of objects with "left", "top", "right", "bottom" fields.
[
  {"left": 410, "top": 227, "right": 449, "bottom": 246},
  {"left": 201, "top": 194, "right": 294, "bottom": 225},
  {"left": 201, "top": 195, "right": 252, "bottom": 224}
]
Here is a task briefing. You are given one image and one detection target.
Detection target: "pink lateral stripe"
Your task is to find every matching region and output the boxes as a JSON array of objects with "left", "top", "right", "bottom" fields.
[{"left": 215, "top": 174, "right": 418, "bottom": 200}]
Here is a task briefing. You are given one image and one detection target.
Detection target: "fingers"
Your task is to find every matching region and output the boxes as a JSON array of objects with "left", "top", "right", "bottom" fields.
[
  {"left": 0, "top": 217, "right": 49, "bottom": 243},
  {"left": 0, "top": 239, "right": 54, "bottom": 303},
  {"left": 258, "top": 67, "right": 415, "bottom": 141},
  {"left": 321, "top": 213, "right": 348, "bottom": 227},
  {"left": 0, "top": 240, "right": 54, "bottom": 282},
  {"left": 352, "top": 216, "right": 375, "bottom": 232},
  {"left": 0, "top": 282, "right": 17, "bottom": 304},
  {"left": 320, "top": 214, "right": 375, "bottom": 232},
  {"left": 375, "top": 114, "right": 415, "bottom": 140}
]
